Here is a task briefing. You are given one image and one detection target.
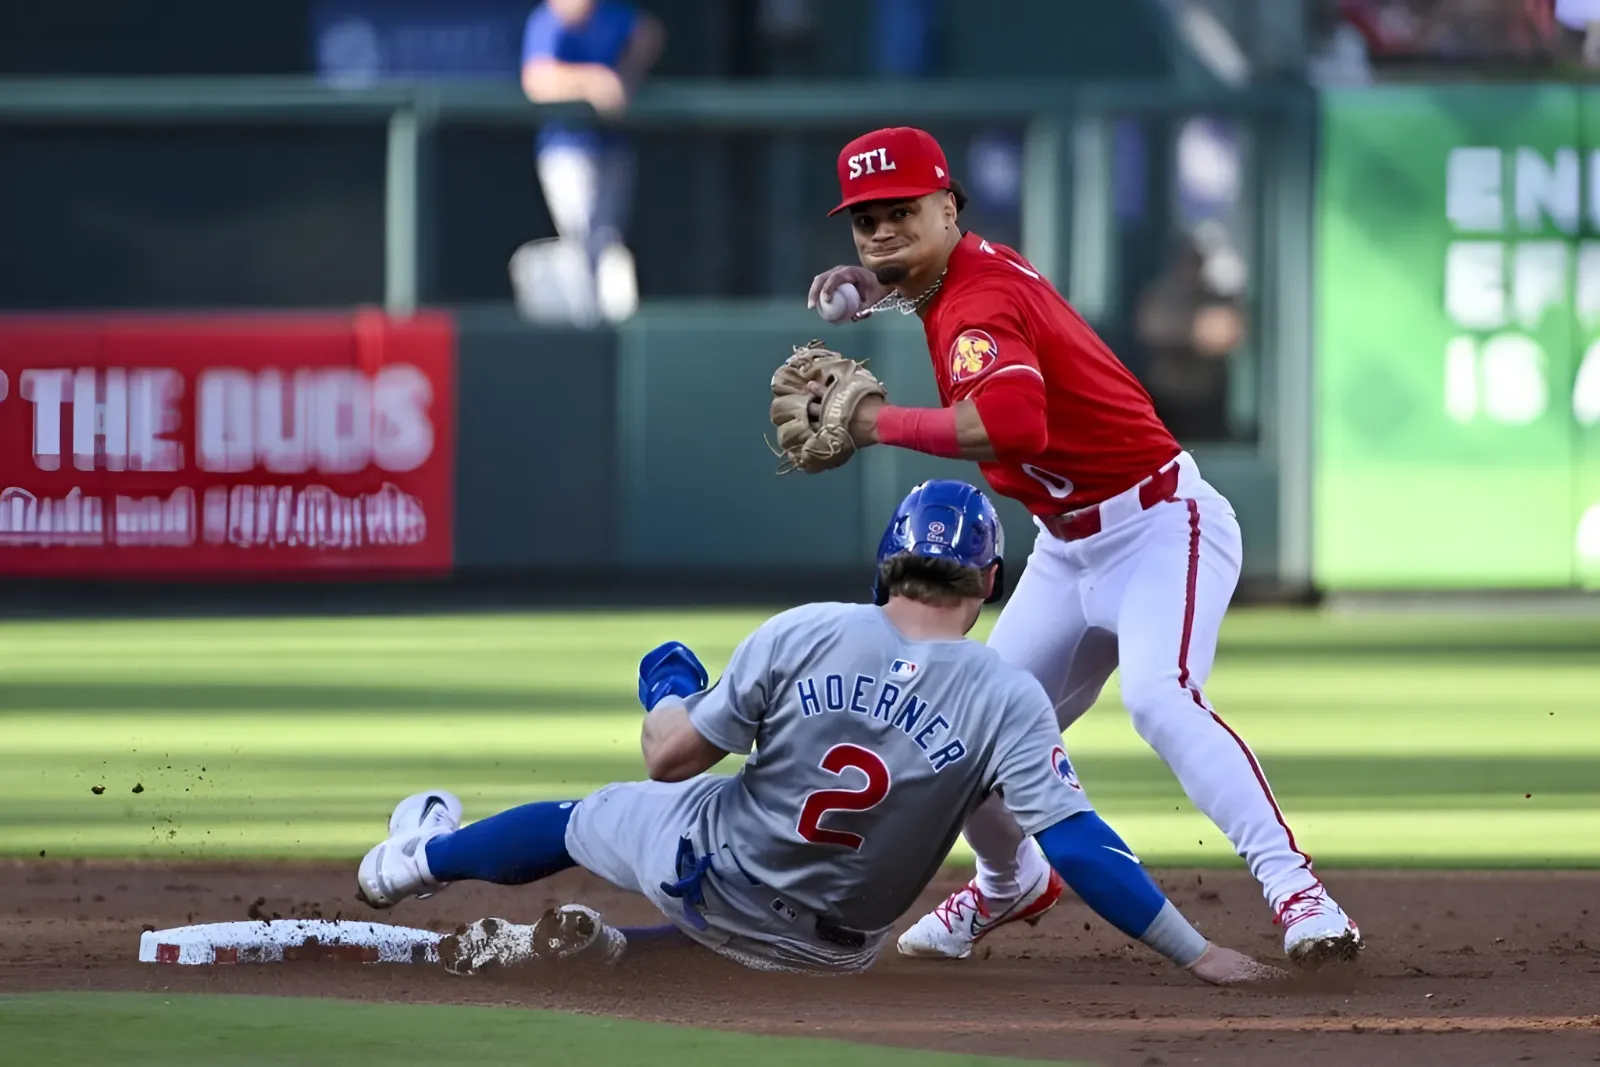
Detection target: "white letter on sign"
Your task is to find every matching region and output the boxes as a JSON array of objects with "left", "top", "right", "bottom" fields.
[
  {"left": 1515, "top": 147, "right": 1579, "bottom": 234},
  {"left": 1445, "top": 241, "right": 1507, "bottom": 330},
  {"left": 128, "top": 369, "right": 184, "bottom": 471},
  {"left": 257, "top": 368, "right": 311, "bottom": 473},
  {"left": 20, "top": 369, "right": 71, "bottom": 471},
  {"left": 312, "top": 368, "right": 371, "bottom": 474},
  {"left": 198, "top": 369, "right": 255, "bottom": 473},
  {"left": 1446, "top": 147, "right": 1503, "bottom": 232},
  {"left": 73, "top": 368, "right": 128, "bottom": 471},
  {"left": 373, "top": 364, "right": 433, "bottom": 472}
]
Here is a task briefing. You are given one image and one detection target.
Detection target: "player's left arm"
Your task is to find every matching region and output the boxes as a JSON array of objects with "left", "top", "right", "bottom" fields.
[
  {"left": 851, "top": 396, "right": 998, "bottom": 462},
  {"left": 990, "top": 688, "right": 1212, "bottom": 968},
  {"left": 851, "top": 286, "right": 1048, "bottom": 463},
  {"left": 991, "top": 687, "right": 1276, "bottom": 983}
]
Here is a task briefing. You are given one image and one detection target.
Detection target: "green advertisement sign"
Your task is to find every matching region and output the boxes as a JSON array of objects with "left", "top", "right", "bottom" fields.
[{"left": 1316, "top": 86, "right": 1600, "bottom": 589}]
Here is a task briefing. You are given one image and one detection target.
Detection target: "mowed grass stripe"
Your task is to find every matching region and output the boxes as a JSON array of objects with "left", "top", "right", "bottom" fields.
[
  {"left": 4, "top": 608, "right": 1597, "bottom": 646},
  {"left": 9, "top": 814, "right": 1597, "bottom": 867},
  {"left": 1, "top": 609, "right": 1596, "bottom": 867},
  {"left": 6, "top": 700, "right": 1596, "bottom": 754}
]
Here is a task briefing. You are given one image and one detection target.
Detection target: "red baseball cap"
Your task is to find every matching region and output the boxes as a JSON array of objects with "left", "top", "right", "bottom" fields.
[{"left": 828, "top": 126, "right": 951, "bottom": 217}]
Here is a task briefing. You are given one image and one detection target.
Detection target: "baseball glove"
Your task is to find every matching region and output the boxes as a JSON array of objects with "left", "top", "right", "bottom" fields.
[{"left": 767, "top": 340, "right": 887, "bottom": 475}]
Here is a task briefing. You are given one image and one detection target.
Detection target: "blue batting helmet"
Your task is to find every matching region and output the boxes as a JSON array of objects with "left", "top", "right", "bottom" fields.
[{"left": 872, "top": 479, "right": 1006, "bottom": 606}]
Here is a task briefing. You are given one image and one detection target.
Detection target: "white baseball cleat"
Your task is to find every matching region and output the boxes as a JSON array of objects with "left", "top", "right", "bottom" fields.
[
  {"left": 438, "top": 906, "right": 628, "bottom": 975},
  {"left": 356, "top": 790, "right": 463, "bottom": 909},
  {"left": 1277, "top": 882, "right": 1363, "bottom": 966},
  {"left": 896, "top": 867, "right": 1065, "bottom": 960}
]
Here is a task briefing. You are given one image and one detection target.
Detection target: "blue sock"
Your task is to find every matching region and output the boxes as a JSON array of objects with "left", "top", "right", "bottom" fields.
[
  {"left": 617, "top": 924, "right": 690, "bottom": 944},
  {"left": 424, "top": 800, "right": 578, "bottom": 885}
]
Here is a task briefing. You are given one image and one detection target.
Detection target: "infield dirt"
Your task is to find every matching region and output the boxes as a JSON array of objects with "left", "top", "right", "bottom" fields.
[{"left": 2, "top": 861, "right": 1598, "bottom": 1066}]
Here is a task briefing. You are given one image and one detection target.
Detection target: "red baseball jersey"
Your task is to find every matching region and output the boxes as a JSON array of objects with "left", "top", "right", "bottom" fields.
[{"left": 922, "top": 232, "right": 1180, "bottom": 515}]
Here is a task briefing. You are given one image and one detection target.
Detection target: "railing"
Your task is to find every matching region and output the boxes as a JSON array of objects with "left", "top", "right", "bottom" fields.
[{"left": 0, "top": 75, "right": 1308, "bottom": 312}]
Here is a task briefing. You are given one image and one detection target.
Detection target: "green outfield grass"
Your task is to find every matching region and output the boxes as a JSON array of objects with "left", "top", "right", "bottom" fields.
[
  {"left": 2, "top": 608, "right": 1598, "bottom": 867},
  {"left": 0, "top": 993, "right": 1056, "bottom": 1066}
]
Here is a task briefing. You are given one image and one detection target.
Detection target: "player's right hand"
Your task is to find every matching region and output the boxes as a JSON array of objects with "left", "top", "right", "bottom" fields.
[
  {"left": 807, "top": 265, "right": 889, "bottom": 322},
  {"left": 1184, "top": 944, "right": 1290, "bottom": 985}
]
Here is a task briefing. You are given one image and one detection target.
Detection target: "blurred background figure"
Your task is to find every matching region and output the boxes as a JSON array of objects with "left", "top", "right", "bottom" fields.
[
  {"left": 1306, "top": 0, "right": 1378, "bottom": 83},
  {"left": 871, "top": 0, "right": 937, "bottom": 77},
  {"left": 1134, "top": 220, "right": 1249, "bottom": 443},
  {"left": 1331, "top": 0, "right": 1565, "bottom": 73},
  {"left": 1114, "top": 108, "right": 1250, "bottom": 444},
  {"left": 511, "top": 0, "right": 664, "bottom": 326},
  {"left": 1556, "top": 0, "right": 1600, "bottom": 65}
]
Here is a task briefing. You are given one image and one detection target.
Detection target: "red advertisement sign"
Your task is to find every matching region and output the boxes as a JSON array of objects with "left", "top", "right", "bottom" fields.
[{"left": 0, "top": 310, "right": 456, "bottom": 578}]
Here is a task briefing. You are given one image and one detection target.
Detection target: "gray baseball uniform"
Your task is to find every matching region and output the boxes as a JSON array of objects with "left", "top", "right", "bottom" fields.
[{"left": 563, "top": 601, "right": 1093, "bottom": 973}]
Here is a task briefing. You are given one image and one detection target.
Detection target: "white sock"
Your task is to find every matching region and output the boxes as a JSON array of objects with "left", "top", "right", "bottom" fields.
[
  {"left": 962, "top": 792, "right": 1026, "bottom": 898},
  {"left": 975, "top": 837, "right": 1050, "bottom": 902}
]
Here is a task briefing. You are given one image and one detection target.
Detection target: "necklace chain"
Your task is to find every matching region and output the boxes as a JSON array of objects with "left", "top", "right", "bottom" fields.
[{"left": 860, "top": 270, "right": 947, "bottom": 317}]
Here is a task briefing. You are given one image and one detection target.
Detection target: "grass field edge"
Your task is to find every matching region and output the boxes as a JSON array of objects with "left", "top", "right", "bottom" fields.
[{"left": 0, "top": 990, "right": 1070, "bottom": 1066}]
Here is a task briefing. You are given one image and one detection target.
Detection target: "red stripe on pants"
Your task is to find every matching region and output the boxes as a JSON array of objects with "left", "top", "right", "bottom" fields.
[{"left": 1176, "top": 498, "right": 1312, "bottom": 866}]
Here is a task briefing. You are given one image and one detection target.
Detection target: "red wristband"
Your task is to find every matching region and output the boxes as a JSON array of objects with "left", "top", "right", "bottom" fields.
[{"left": 874, "top": 405, "right": 962, "bottom": 458}]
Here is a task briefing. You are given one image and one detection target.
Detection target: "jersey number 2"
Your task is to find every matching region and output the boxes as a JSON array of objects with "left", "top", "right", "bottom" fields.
[{"left": 796, "top": 744, "right": 891, "bottom": 850}]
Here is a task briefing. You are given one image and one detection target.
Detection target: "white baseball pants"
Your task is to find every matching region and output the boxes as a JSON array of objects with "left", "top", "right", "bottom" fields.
[
  {"left": 536, "top": 143, "right": 637, "bottom": 260},
  {"left": 968, "top": 452, "right": 1319, "bottom": 911}
]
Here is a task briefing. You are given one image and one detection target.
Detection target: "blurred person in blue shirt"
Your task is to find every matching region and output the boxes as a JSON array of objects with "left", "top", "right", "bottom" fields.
[{"left": 520, "top": 0, "right": 663, "bottom": 321}]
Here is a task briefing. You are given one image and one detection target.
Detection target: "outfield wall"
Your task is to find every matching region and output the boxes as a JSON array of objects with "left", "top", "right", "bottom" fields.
[
  {"left": 0, "top": 303, "right": 1284, "bottom": 605},
  {"left": 0, "top": 74, "right": 1316, "bottom": 605}
]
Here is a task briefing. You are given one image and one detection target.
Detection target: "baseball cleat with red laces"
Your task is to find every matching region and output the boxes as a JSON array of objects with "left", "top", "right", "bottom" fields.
[
  {"left": 896, "top": 867, "right": 1065, "bottom": 959},
  {"left": 1277, "top": 882, "right": 1363, "bottom": 967}
]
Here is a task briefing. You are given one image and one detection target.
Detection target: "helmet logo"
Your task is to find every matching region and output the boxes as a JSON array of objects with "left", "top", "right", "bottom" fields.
[{"left": 927, "top": 521, "right": 946, "bottom": 542}]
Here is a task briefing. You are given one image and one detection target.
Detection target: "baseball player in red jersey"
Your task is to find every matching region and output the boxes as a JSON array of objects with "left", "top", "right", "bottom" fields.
[{"left": 802, "top": 126, "right": 1362, "bottom": 968}]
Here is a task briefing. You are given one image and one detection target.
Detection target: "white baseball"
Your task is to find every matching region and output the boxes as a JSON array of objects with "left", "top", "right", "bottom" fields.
[{"left": 817, "top": 282, "right": 862, "bottom": 323}]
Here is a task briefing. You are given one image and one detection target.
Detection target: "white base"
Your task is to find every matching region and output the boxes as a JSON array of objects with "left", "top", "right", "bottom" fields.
[{"left": 139, "top": 919, "right": 443, "bottom": 966}]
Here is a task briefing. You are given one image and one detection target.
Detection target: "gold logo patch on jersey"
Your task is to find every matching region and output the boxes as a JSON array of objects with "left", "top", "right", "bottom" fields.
[{"left": 949, "top": 329, "right": 999, "bottom": 384}]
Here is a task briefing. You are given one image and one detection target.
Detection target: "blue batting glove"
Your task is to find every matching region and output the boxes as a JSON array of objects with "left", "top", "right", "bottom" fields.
[{"left": 638, "top": 640, "right": 709, "bottom": 712}]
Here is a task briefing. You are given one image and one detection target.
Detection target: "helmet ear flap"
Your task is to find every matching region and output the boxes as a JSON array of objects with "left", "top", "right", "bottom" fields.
[{"left": 984, "top": 558, "right": 1006, "bottom": 603}]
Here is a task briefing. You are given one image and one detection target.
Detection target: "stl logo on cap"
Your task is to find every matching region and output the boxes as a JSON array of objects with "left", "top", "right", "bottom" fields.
[
  {"left": 950, "top": 329, "right": 999, "bottom": 384},
  {"left": 828, "top": 127, "right": 951, "bottom": 217},
  {"left": 846, "top": 146, "right": 897, "bottom": 180}
]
